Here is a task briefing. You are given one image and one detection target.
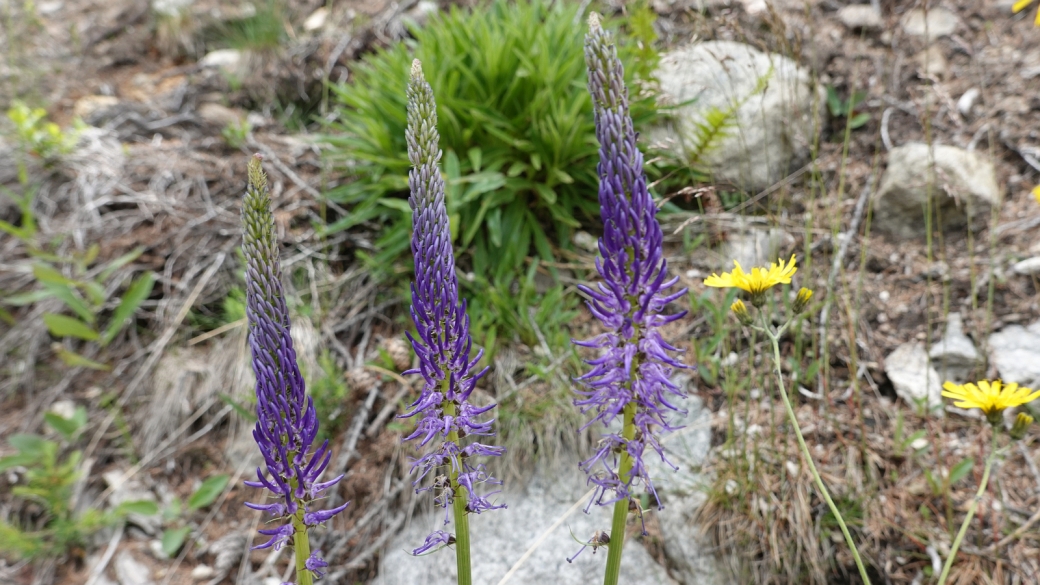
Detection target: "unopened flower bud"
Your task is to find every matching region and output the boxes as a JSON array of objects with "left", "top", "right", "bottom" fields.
[
  {"left": 1010, "top": 412, "right": 1033, "bottom": 441},
  {"left": 731, "top": 299, "right": 753, "bottom": 326},
  {"left": 793, "top": 287, "right": 813, "bottom": 314}
]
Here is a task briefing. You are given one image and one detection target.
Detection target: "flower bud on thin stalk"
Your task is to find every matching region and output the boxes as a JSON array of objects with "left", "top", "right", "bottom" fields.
[
  {"left": 400, "top": 60, "right": 505, "bottom": 584},
  {"left": 576, "top": 15, "right": 690, "bottom": 585},
  {"left": 242, "top": 155, "right": 347, "bottom": 584}
]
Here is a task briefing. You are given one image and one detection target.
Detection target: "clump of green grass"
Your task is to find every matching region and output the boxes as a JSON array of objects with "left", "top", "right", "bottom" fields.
[
  {"left": 206, "top": 0, "right": 286, "bottom": 52},
  {"left": 323, "top": 0, "right": 659, "bottom": 283}
]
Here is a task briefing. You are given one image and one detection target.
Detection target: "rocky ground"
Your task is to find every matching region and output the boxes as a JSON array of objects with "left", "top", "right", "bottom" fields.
[{"left": 2, "top": 0, "right": 1040, "bottom": 584}]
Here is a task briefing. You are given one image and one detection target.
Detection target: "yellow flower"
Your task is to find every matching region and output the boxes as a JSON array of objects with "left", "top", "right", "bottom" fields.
[
  {"left": 1032, "top": 185, "right": 1040, "bottom": 204},
  {"left": 730, "top": 299, "right": 753, "bottom": 326},
  {"left": 793, "top": 287, "right": 813, "bottom": 314},
  {"left": 1014, "top": 0, "right": 1040, "bottom": 26},
  {"left": 941, "top": 380, "right": 1040, "bottom": 423},
  {"left": 704, "top": 255, "right": 798, "bottom": 295},
  {"left": 1010, "top": 413, "right": 1034, "bottom": 441}
]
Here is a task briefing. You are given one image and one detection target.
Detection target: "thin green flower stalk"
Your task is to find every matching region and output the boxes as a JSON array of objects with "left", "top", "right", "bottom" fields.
[
  {"left": 706, "top": 258, "right": 872, "bottom": 584},
  {"left": 936, "top": 381, "right": 1037, "bottom": 584}
]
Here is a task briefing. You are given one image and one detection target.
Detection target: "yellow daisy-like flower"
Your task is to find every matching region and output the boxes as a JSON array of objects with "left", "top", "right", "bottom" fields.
[
  {"left": 1014, "top": 0, "right": 1040, "bottom": 26},
  {"left": 704, "top": 255, "right": 798, "bottom": 296},
  {"left": 942, "top": 380, "right": 1040, "bottom": 424}
]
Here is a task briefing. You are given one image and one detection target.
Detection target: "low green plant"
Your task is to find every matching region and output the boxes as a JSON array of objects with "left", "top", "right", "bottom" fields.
[
  {"left": 221, "top": 118, "right": 252, "bottom": 150},
  {"left": 158, "top": 474, "right": 231, "bottom": 557},
  {"left": 307, "top": 350, "right": 351, "bottom": 440},
  {"left": 5, "top": 101, "right": 81, "bottom": 182},
  {"left": 825, "top": 86, "right": 870, "bottom": 130},
  {"left": 206, "top": 0, "right": 286, "bottom": 52},
  {"left": 1, "top": 188, "right": 156, "bottom": 369},
  {"left": 0, "top": 407, "right": 158, "bottom": 560},
  {"left": 324, "top": 0, "right": 658, "bottom": 282}
]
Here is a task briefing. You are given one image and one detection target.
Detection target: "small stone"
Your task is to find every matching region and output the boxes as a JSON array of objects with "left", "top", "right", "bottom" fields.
[
  {"left": 303, "top": 7, "right": 327, "bottom": 31},
  {"left": 74, "top": 95, "right": 121, "bottom": 122},
  {"left": 957, "top": 88, "right": 980, "bottom": 116},
  {"left": 988, "top": 323, "right": 1040, "bottom": 389},
  {"left": 722, "top": 222, "right": 795, "bottom": 270},
  {"left": 902, "top": 8, "right": 958, "bottom": 40},
  {"left": 196, "top": 103, "right": 244, "bottom": 128},
  {"left": 838, "top": 5, "right": 882, "bottom": 30},
  {"left": 152, "top": 0, "right": 192, "bottom": 17},
  {"left": 199, "top": 49, "right": 245, "bottom": 75},
  {"left": 1012, "top": 257, "right": 1040, "bottom": 276},
  {"left": 725, "top": 479, "right": 739, "bottom": 495},
  {"left": 115, "top": 551, "right": 153, "bottom": 585},
  {"left": 916, "top": 45, "right": 948, "bottom": 78},
  {"left": 48, "top": 399, "right": 77, "bottom": 420},
  {"left": 885, "top": 343, "right": 944, "bottom": 415},
  {"left": 785, "top": 460, "right": 799, "bottom": 477},
  {"left": 404, "top": 0, "right": 439, "bottom": 27},
  {"left": 929, "top": 313, "right": 980, "bottom": 383},
  {"left": 572, "top": 230, "right": 598, "bottom": 252},
  {"left": 910, "top": 437, "right": 929, "bottom": 451},
  {"left": 873, "top": 143, "right": 1000, "bottom": 238},
  {"left": 190, "top": 565, "right": 215, "bottom": 580}
]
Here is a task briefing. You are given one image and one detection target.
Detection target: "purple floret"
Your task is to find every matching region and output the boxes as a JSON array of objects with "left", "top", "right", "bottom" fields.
[
  {"left": 399, "top": 60, "right": 505, "bottom": 552},
  {"left": 575, "top": 16, "right": 690, "bottom": 512},
  {"left": 242, "top": 155, "right": 347, "bottom": 577}
]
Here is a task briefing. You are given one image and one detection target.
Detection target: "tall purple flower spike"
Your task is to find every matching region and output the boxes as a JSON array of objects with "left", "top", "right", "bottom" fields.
[
  {"left": 242, "top": 155, "right": 348, "bottom": 567},
  {"left": 401, "top": 60, "right": 505, "bottom": 555},
  {"left": 575, "top": 14, "right": 690, "bottom": 512}
]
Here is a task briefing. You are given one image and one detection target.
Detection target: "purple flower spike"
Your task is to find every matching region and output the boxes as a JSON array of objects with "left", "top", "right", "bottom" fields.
[
  {"left": 242, "top": 155, "right": 348, "bottom": 576},
  {"left": 400, "top": 60, "right": 505, "bottom": 552},
  {"left": 412, "top": 530, "right": 455, "bottom": 556},
  {"left": 575, "top": 15, "right": 690, "bottom": 511}
]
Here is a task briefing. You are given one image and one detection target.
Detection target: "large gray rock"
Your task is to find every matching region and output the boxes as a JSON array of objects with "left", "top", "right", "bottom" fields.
[
  {"left": 929, "top": 313, "right": 980, "bottom": 384},
  {"left": 988, "top": 321, "right": 1040, "bottom": 389},
  {"left": 901, "top": 8, "right": 958, "bottom": 40},
  {"left": 651, "top": 41, "right": 822, "bottom": 192},
  {"left": 873, "top": 143, "right": 1000, "bottom": 238},
  {"left": 379, "top": 388, "right": 732, "bottom": 585},
  {"left": 377, "top": 464, "right": 676, "bottom": 585},
  {"left": 721, "top": 222, "right": 795, "bottom": 271},
  {"left": 885, "top": 343, "right": 944, "bottom": 415}
]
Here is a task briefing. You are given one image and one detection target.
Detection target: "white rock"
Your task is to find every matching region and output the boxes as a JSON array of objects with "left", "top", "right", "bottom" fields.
[
  {"left": 928, "top": 313, "right": 980, "bottom": 384},
  {"left": 199, "top": 49, "right": 245, "bottom": 75},
  {"left": 572, "top": 230, "right": 598, "bottom": 252},
  {"left": 988, "top": 323, "right": 1040, "bottom": 389},
  {"left": 152, "top": 0, "right": 193, "bottom": 17},
  {"left": 910, "top": 437, "right": 929, "bottom": 451},
  {"left": 404, "top": 0, "right": 439, "bottom": 27},
  {"left": 115, "top": 551, "right": 153, "bottom": 585},
  {"left": 838, "top": 5, "right": 882, "bottom": 30},
  {"left": 957, "top": 88, "right": 980, "bottom": 115},
  {"left": 916, "top": 45, "right": 948, "bottom": 78},
  {"left": 48, "top": 399, "right": 77, "bottom": 420},
  {"left": 303, "top": 7, "right": 328, "bottom": 31},
  {"left": 873, "top": 143, "right": 1000, "bottom": 238},
  {"left": 377, "top": 465, "right": 677, "bottom": 585},
  {"left": 196, "top": 103, "right": 244, "bottom": 127},
  {"left": 902, "top": 8, "right": 958, "bottom": 40},
  {"left": 885, "top": 343, "right": 944, "bottom": 415},
  {"left": 1012, "top": 257, "right": 1040, "bottom": 275},
  {"left": 721, "top": 221, "right": 795, "bottom": 270},
  {"left": 190, "top": 565, "right": 215, "bottom": 580},
  {"left": 73, "top": 95, "right": 121, "bottom": 123},
  {"left": 651, "top": 41, "right": 822, "bottom": 192}
]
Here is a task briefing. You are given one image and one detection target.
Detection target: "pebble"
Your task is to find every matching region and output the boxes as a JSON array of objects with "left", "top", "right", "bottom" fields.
[
  {"left": 902, "top": 8, "right": 958, "bottom": 40},
  {"left": 190, "top": 566, "right": 215, "bottom": 580},
  {"left": 957, "top": 88, "right": 980, "bottom": 115},
  {"left": 838, "top": 5, "right": 882, "bottom": 30},
  {"left": 1012, "top": 257, "right": 1040, "bottom": 275}
]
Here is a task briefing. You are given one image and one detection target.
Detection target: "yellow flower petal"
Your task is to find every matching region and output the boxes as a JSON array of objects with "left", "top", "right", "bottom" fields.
[
  {"left": 1033, "top": 185, "right": 1040, "bottom": 204},
  {"left": 941, "top": 379, "right": 1040, "bottom": 415},
  {"left": 703, "top": 256, "right": 799, "bottom": 295},
  {"left": 1013, "top": 0, "right": 1034, "bottom": 14}
]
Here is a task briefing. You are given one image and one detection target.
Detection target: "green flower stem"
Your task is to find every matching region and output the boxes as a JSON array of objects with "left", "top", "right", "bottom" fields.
[
  {"left": 291, "top": 513, "right": 314, "bottom": 585},
  {"left": 602, "top": 401, "right": 637, "bottom": 585},
  {"left": 937, "top": 430, "right": 1000, "bottom": 585},
  {"left": 442, "top": 390, "right": 472, "bottom": 585},
  {"left": 762, "top": 317, "right": 871, "bottom": 585}
]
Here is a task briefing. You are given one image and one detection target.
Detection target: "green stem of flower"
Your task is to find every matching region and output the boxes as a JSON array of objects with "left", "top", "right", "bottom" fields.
[
  {"left": 937, "top": 430, "right": 999, "bottom": 585},
  {"left": 292, "top": 512, "right": 314, "bottom": 585},
  {"left": 602, "top": 401, "right": 636, "bottom": 585},
  {"left": 442, "top": 388, "right": 472, "bottom": 585},
  {"left": 764, "top": 318, "right": 871, "bottom": 585}
]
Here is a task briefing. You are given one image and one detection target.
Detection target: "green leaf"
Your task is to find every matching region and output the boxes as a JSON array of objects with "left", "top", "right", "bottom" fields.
[
  {"left": 44, "top": 406, "right": 88, "bottom": 440},
  {"left": 849, "top": 112, "right": 871, "bottom": 129},
  {"left": 0, "top": 452, "right": 40, "bottom": 471},
  {"left": 0, "top": 306, "right": 14, "bottom": 326},
  {"left": 54, "top": 347, "right": 110, "bottom": 370},
  {"left": 96, "top": 247, "right": 145, "bottom": 283},
  {"left": 101, "top": 272, "right": 155, "bottom": 345},
  {"left": 31, "top": 264, "right": 77, "bottom": 287},
  {"left": 948, "top": 457, "right": 975, "bottom": 485},
  {"left": 188, "top": 475, "right": 230, "bottom": 511},
  {"left": 116, "top": 500, "right": 160, "bottom": 516},
  {"left": 2, "top": 289, "right": 55, "bottom": 306},
  {"left": 43, "top": 282, "right": 95, "bottom": 324},
  {"left": 161, "top": 527, "right": 192, "bottom": 557},
  {"left": 8, "top": 434, "right": 48, "bottom": 456},
  {"left": 43, "top": 313, "right": 99, "bottom": 341},
  {"left": 825, "top": 86, "right": 842, "bottom": 117}
]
